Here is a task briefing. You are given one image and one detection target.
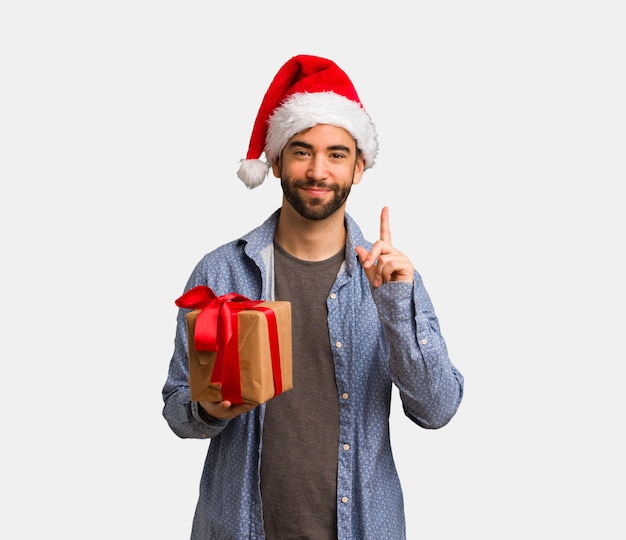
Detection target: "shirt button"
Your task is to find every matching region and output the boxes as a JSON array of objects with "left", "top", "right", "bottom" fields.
[
  {"left": 343, "top": 443, "right": 350, "bottom": 451},
  {"left": 421, "top": 338, "right": 428, "bottom": 345},
  {"left": 329, "top": 293, "right": 337, "bottom": 299},
  {"left": 342, "top": 392, "right": 349, "bottom": 400},
  {"left": 335, "top": 341, "right": 342, "bottom": 348},
  {"left": 341, "top": 496, "right": 348, "bottom": 504}
]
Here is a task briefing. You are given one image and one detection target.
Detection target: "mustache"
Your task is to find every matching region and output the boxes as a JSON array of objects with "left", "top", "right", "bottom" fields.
[{"left": 293, "top": 179, "right": 336, "bottom": 191}]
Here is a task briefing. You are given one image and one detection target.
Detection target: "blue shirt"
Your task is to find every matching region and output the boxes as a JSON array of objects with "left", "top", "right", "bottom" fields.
[{"left": 162, "top": 210, "right": 464, "bottom": 539}]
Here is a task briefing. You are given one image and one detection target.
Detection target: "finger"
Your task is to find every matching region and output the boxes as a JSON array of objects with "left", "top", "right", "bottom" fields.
[
  {"left": 380, "top": 206, "right": 391, "bottom": 244},
  {"left": 375, "top": 252, "right": 415, "bottom": 284},
  {"left": 356, "top": 242, "right": 382, "bottom": 270},
  {"left": 355, "top": 245, "right": 369, "bottom": 267},
  {"left": 355, "top": 246, "right": 377, "bottom": 279}
]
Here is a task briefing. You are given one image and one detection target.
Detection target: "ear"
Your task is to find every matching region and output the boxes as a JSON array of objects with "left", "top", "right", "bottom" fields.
[
  {"left": 271, "top": 158, "right": 281, "bottom": 178},
  {"left": 352, "top": 154, "right": 366, "bottom": 185}
]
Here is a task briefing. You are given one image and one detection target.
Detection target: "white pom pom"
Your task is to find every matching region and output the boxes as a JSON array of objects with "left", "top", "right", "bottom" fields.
[{"left": 237, "top": 159, "right": 270, "bottom": 189}]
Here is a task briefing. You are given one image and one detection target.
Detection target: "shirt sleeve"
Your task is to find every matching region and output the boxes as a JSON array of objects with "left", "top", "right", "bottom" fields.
[
  {"left": 371, "top": 274, "right": 464, "bottom": 429},
  {"left": 161, "top": 304, "right": 231, "bottom": 439}
]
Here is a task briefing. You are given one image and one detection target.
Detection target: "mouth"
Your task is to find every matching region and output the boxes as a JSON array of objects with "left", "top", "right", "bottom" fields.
[
  {"left": 302, "top": 186, "right": 332, "bottom": 198},
  {"left": 299, "top": 181, "right": 334, "bottom": 197}
]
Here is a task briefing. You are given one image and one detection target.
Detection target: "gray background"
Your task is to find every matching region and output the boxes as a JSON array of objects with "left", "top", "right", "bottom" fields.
[{"left": 2, "top": 2, "right": 624, "bottom": 538}]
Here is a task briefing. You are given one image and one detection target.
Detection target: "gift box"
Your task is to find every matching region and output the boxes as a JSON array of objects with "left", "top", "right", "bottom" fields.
[{"left": 176, "top": 286, "right": 292, "bottom": 405}]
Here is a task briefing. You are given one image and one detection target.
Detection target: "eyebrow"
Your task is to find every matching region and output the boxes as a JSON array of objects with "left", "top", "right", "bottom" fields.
[{"left": 287, "top": 141, "right": 353, "bottom": 154}]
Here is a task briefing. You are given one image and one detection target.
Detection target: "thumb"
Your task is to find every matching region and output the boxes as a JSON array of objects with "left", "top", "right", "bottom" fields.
[
  {"left": 355, "top": 246, "right": 369, "bottom": 267},
  {"left": 355, "top": 246, "right": 380, "bottom": 287}
]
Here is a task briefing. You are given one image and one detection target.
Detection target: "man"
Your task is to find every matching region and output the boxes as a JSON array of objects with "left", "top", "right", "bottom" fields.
[{"left": 162, "top": 54, "right": 464, "bottom": 539}]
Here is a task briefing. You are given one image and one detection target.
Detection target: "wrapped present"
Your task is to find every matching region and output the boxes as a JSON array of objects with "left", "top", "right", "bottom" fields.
[{"left": 175, "top": 285, "right": 292, "bottom": 405}]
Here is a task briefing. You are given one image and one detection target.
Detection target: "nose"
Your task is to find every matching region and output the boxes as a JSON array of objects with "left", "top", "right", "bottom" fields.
[{"left": 307, "top": 155, "right": 329, "bottom": 181}]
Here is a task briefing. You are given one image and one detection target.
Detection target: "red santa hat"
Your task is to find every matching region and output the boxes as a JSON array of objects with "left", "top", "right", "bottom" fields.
[{"left": 237, "top": 55, "right": 378, "bottom": 189}]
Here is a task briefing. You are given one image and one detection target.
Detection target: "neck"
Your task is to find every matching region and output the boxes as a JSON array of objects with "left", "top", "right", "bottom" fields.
[{"left": 274, "top": 201, "right": 347, "bottom": 261}]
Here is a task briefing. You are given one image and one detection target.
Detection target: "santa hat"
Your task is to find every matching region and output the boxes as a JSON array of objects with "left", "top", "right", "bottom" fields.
[{"left": 237, "top": 55, "right": 378, "bottom": 189}]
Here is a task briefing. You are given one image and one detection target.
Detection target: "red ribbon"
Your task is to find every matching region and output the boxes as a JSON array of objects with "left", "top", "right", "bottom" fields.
[{"left": 176, "top": 285, "right": 283, "bottom": 404}]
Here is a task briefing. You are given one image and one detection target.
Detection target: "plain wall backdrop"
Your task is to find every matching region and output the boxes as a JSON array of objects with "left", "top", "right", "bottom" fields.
[{"left": 1, "top": 2, "right": 624, "bottom": 538}]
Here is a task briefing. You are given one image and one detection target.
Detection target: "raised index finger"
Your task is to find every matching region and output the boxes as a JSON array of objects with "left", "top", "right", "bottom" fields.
[{"left": 380, "top": 206, "right": 391, "bottom": 244}]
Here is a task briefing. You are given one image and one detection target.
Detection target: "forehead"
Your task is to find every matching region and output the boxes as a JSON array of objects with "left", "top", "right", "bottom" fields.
[{"left": 286, "top": 124, "right": 357, "bottom": 149}]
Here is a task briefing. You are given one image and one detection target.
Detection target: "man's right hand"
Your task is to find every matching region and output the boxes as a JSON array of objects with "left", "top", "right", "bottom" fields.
[{"left": 199, "top": 400, "right": 258, "bottom": 419}]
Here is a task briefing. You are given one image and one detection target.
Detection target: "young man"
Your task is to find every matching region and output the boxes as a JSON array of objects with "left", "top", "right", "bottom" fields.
[{"left": 162, "top": 54, "right": 464, "bottom": 540}]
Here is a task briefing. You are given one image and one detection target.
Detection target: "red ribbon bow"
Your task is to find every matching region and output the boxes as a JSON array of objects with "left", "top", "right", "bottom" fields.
[{"left": 176, "top": 285, "right": 283, "bottom": 404}]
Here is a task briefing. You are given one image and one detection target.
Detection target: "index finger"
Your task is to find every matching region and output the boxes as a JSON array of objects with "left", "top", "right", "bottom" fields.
[{"left": 380, "top": 206, "right": 391, "bottom": 244}]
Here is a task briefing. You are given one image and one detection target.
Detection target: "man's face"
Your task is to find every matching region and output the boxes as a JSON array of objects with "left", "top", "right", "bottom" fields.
[{"left": 272, "top": 124, "right": 365, "bottom": 221}]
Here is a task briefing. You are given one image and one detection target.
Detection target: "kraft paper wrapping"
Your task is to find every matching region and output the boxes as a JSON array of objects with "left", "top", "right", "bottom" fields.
[{"left": 185, "top": 301, "right": 292, "bottom": 405}]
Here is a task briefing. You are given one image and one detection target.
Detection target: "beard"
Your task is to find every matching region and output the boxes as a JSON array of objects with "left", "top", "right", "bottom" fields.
[{"left": 280, "top": 176, "right": 353, "bottom": 221}]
